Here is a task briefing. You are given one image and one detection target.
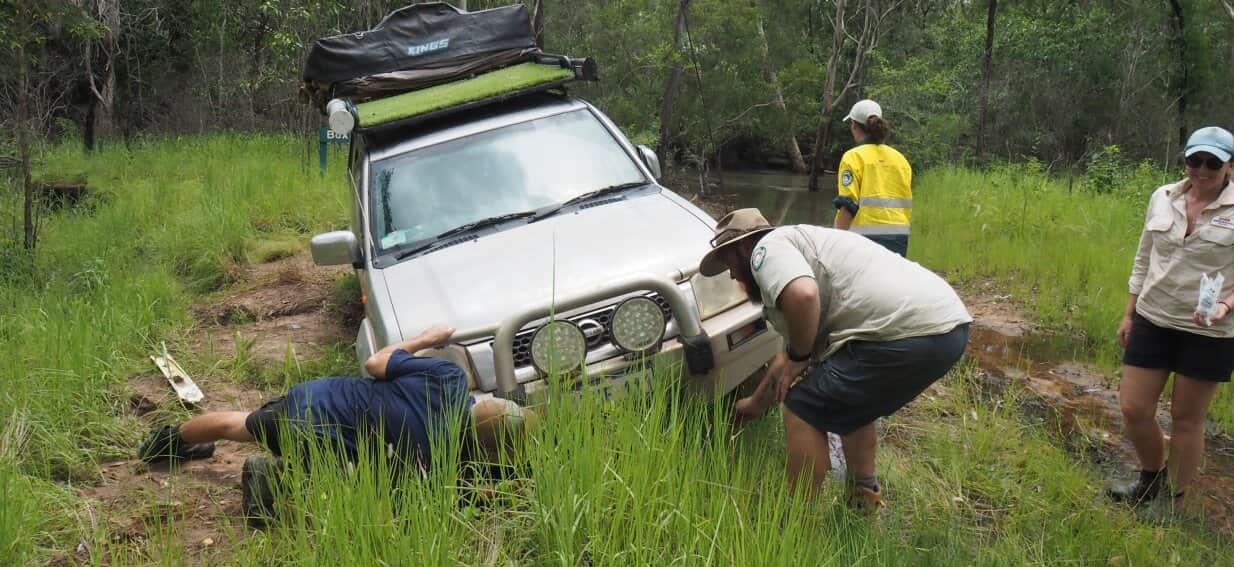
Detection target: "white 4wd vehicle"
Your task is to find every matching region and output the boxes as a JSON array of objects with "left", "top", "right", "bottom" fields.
[{"left": 310, "top": 92, "right": 780, "bottom": 401}]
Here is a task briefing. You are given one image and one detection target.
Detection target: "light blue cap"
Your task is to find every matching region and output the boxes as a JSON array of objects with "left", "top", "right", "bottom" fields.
[{"left": 1184, "top": 126, "right": 1234, "bottom": 162}]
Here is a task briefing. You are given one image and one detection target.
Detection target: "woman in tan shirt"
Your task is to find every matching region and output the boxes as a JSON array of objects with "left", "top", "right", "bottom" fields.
[{"left": 1110, "top": 126, "right": 1234, "bottom": 510}]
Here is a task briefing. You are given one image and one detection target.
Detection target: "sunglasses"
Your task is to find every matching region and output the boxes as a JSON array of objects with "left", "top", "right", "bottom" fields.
[{"left": 1185, "top": 154, "right": 1228, "bottom": 170}]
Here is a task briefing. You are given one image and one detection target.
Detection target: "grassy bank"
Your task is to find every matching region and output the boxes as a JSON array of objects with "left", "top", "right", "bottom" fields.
[
  {"left": 910, "top": 164, "right": 1234, "bottom": 431},
  {"left": 0, "top": 134, "right": 349, "bottom": 563},
  {"left": 1, "top": 136, "right": 1231, "bottom": 563}
]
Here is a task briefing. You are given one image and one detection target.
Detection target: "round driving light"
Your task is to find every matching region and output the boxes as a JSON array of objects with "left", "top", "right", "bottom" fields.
[
  {"left": 529, "top": 320, "right": 587, "bottom": 375},
  {"left": 610, "top": 296, "right": 667, "bottom": 353}
]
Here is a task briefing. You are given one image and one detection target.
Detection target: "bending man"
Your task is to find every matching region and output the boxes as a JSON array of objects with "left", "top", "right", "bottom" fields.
[{"left": 700, "top": 208, "right": 970, "bottom": 509}]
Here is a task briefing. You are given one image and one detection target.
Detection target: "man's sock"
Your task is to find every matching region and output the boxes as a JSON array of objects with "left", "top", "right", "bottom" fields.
[
  {"left": 851, "top": 473, "right": 880, "bottom": 492},
  {"left": 1140, "top": 467, "right": 1166, "bottom": 488}
]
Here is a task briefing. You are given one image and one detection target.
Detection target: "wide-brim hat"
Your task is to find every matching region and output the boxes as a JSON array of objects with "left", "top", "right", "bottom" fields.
[{"left": 699, "top": 208, "right": 775, "bottom": 277}]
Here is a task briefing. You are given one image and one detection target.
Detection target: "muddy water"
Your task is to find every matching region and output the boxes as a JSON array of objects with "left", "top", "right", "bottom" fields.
[
  {"left": 967, "top": 323, "right": 1234, "bottom": 532},
  {"left": 675, "top": 170, "right": 838, "bottom": 227}
]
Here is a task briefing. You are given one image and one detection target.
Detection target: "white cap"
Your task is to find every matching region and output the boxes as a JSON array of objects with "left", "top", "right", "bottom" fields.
[{"left": 843, "top": 99, "right": 882, "bottom": 125}]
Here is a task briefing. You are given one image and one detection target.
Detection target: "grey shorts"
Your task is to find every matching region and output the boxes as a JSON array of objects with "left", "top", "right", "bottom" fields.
[{"left": 784, "top": 324, "right": 970, "bottom": 435}]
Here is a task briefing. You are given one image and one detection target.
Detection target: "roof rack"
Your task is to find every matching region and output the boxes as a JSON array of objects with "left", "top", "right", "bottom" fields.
[{"left": 348, "top": 54, "right": 597, "bottom": 134}]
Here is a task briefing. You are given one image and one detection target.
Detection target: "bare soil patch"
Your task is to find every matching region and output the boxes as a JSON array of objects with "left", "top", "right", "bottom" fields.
[
  {"left": 190, "top": 253, "right": 350, "bottom": 365},
  {"left": 963, "top": 286, "right": 1234, "bottom": 534},
  {"left": 69, "top": 251, "right": 352, "bottom": 563}
]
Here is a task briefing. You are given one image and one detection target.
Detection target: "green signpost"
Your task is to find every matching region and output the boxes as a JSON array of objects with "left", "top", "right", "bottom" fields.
[{"left": 318, "top": 127, "right": 350, "bottom": 175}]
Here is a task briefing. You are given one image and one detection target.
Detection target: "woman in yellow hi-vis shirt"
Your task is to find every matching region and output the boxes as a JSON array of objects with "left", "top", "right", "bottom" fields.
[{"left": 833, "top": 99, "right": 913, "bottom": 257}]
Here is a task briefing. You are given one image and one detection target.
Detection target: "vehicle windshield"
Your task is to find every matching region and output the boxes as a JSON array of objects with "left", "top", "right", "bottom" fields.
[{"left": 370, "top": 109, "right": 647, "bottom": 251}]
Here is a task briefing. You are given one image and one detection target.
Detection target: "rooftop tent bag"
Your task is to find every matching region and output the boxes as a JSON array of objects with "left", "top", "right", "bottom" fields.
[{"left": 301, "top": 2, "right": 539, "bottom": 110}]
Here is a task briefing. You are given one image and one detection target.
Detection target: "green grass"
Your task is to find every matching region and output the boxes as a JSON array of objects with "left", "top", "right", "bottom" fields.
[
  {"left": 245, "top": 234, "right": 303, "bottom": 264},
  {"left": 910, "top": 163, "right": 1234, "bottom": 432},
  {"left": 0, "top": 134, "right": 350, "bottom": 562},
  {"left": 220, "top": 363, "right": 1232, "bottom": 565},
  {"left": 355, "top": 62, "right": 575, "bottom": 127},
  {"left": 0, "top": 137, "right": 1231, "bottom": 563}
]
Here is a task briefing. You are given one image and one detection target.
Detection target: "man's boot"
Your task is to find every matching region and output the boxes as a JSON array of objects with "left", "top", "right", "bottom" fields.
[
  {"left": 1107, "top": 468, "right": 1167, "bottom": 507},
  {"left": 137, "top": 425, "right": 215, "bottom": 464},
  {"left": 242, "top": 454, "right": 282, "bottom": 529},
  {"left": 847, "top": 476, "right": 885, "bottom": 513}
]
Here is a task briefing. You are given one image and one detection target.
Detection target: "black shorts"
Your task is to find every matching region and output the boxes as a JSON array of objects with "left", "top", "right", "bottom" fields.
[
  {"left": 245, "top": 396, "right": 290, "bottom": 456},
  {"left": 1123, "top": 311, "right": 1234, "bottom": 382},
  {"left": 865, "top": 234, "right": 909, "bottom": 257},
  {"left": 784, "top": 324, "right": 970, "bottom": 435}
]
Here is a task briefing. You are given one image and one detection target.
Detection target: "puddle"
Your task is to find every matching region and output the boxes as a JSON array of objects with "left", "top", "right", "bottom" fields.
[
  {"left": 675, "top": 170, "right": 837, "bottom": 226},
  {"left": 967, "top": 314, "right": 1234, "bottom": 533}
]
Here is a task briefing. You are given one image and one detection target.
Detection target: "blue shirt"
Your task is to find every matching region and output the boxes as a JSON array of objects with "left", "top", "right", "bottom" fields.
[{"left": 284, "top": 350, "right": 474, "bottom": 467}]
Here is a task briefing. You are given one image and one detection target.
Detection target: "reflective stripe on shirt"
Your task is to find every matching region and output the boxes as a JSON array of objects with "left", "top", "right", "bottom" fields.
[
  {"left": 850, "top": 224, "right": 910, "bottom": 236},
  {"left": 859, "top": 197, "right": 913, "bottom": 208}
]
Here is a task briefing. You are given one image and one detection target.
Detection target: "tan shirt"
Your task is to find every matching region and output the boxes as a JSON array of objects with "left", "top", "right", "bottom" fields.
[
  {"left": 1130, "top": 179, "right": 1234, "bottom": 337},
  {"left": 752, "top": 226, "right": 972, "bottom": 359}
]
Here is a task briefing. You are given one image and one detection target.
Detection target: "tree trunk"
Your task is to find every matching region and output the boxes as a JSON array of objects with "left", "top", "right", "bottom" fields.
[
  {"left": 1224, "top": 2, "right": 1234, "bottom": 99},
  {"left": 808, "top": 0, "right": 848, "bottom": 192},
  {"left": 17, "top": 4, "right": 35, "bottom": 250},
  {"left": 756, "top": 15, "right": 808, "bottom": 174},
  {"left": 977, "top": 0, "right": 997, "bottom": 161},
  {"left": 658, "top": 0, "right": 691, "bottom": 168},
  {"left": 1168, "top": 0, "right": 1187, "bottom": 150},
  {"left": 96, "top": 0, "right": 120, "bottom": 139},
  {"left": 533, "top": 0, "right": 545, "bottom": 48}
]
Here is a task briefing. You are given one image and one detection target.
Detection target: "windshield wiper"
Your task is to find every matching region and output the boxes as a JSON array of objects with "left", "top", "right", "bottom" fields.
[
  {"left": 393, "top": 210, "right": 538, "bottom": 261},
  {"left": 531, "top": 181, "right": 650, "bottom": 222}
]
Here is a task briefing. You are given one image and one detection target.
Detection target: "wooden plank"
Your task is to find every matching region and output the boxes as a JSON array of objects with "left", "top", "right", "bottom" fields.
[{"left": 150, "top": 352, "right": 204, "bottom": 404}]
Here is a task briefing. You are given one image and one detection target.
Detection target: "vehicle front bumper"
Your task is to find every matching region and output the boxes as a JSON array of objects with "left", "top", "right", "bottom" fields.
[{"left": 452, "top": 272, "right": 782, "bottom": 401}]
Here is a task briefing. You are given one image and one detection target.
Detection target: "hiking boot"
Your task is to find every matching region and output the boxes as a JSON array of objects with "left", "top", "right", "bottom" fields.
[
  {"left": 847, "top": 483, "right": 885, "bottom": 513},
  {"left": 242, "top": 454, "right": 281, "bottom": 529},
  {"left": 1107, "top": 469, "right": 1167, "bottom": 507},
  {"left": 137, "top": 425, "right": 215, "bottom": 464}
]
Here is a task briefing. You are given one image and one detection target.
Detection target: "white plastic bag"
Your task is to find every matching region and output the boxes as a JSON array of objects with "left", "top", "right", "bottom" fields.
[{"left": 1197, "top": 272, "right": 1225, "bottom": 326}]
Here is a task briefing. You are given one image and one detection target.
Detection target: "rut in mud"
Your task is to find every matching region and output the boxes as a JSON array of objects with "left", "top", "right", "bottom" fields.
[
  {"left": 67, "top": 252, "right": 350, "bottom": 565},
  {"left": 964, "top": 288, "right": 1234, "bottom": 534}
]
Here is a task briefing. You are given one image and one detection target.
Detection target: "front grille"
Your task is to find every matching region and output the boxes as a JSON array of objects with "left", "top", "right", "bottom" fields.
[{"left": 501, "top": 293, "right": 674, "bottom": 369}]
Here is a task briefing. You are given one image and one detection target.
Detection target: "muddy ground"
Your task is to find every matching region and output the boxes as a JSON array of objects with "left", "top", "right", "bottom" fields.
[
  {"left": 61, "top": 250, "right": 1234, "bottom": 564},
  {"left": 67, "top": 254, "right": 349, "bottom": 565}
]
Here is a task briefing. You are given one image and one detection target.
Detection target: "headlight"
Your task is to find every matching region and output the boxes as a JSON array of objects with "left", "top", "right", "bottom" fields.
[
  {"left": 609, "top": 296, "right": 666, "bottom": 354},
  {"left": 690, "top": 272, "right": 746, "bottom": 320},
  {"left": 529, "top": 320, "right": 587, "bottom": 375}
]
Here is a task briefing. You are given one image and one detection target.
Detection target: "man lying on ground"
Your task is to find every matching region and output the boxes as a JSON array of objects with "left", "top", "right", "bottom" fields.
[
  {"left": 136, "top": 325, "right": 534, "bottom": 523},
  {"left": 699, "top": 208, "right": 971, "bottom": 510}
]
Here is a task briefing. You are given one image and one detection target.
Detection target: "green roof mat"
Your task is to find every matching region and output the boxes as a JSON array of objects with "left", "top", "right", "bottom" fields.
[{"left": 355, "top": 62, "right": 575, "bottom": 128}]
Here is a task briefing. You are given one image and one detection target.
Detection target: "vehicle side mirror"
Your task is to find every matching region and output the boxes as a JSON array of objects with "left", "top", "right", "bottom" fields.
[
  {"left": 637, "top": 145, "right": 662, "bottom": 180},
  {"left": 311, "top": 230, "right": 361, "bottom": 267}
]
